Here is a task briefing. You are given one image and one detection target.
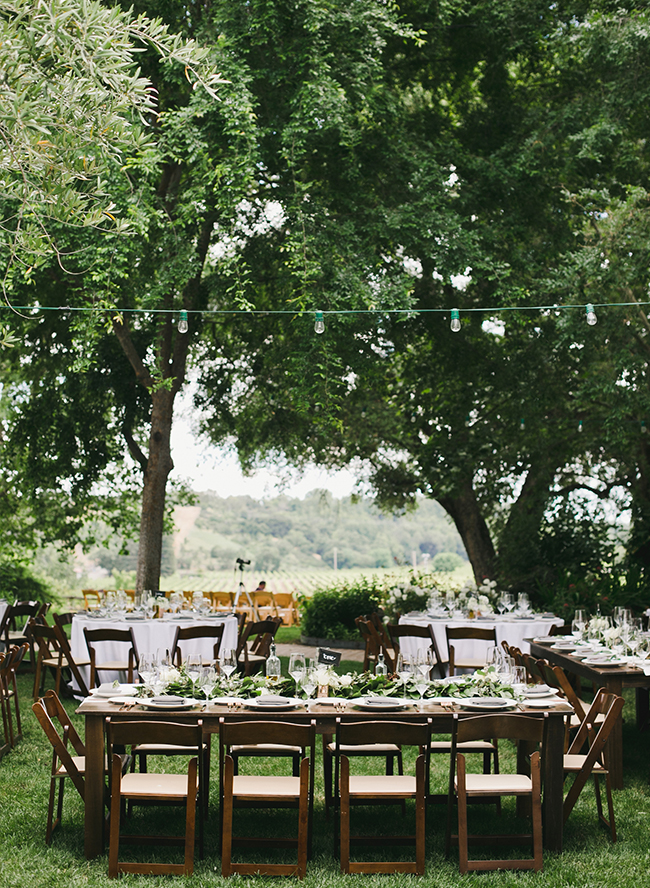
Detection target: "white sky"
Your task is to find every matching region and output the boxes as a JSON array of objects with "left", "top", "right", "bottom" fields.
[{"left": 170, "top": 413, "right": 359, "bottom": 499}]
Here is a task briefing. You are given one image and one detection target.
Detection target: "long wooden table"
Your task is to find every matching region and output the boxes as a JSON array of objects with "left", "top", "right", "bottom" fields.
[
  {"left": 78, "top": 695, "right": 569, "bottom": 858},
  {"left": 529, "top": 639, "right": 650, "bottom": 789}
]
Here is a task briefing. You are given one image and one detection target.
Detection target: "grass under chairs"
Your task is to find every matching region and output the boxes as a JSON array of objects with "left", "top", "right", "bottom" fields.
[{"left": 3, "top": 671, "right": 650, "bottom": 887}]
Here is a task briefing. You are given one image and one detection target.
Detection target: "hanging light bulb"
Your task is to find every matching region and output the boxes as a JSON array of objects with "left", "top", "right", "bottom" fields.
[
  {"left": 465, "top": 414, "right": 471, "bottom": 427},
  {"left": 578, "top": 420, "right": 583, "bottom": 433},
  {"left": 642, "top": 420, "right": 647, "bottom": 435},
  {"left": 520, "top": 418, "right": 525, "bottom": 431},
  {"left": 585, "top": 303, "right": 597, "bottom": 326},
  {"left": 314, "top": 310, "right": 325, "bottom": 334},
  {"left": 450, "top": 308, "right": 461, "bottom": 332},
  {"left": 178, "top": 309, "right": 189, "bottom": 333}
]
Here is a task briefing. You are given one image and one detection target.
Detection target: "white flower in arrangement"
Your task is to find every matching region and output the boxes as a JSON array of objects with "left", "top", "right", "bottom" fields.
[
  {"left": 603, "top": 626, "right": 621, "bottom": 644},
  {"left": 467, "top": 596, "right": 480, "bottom": 611},
  {"left": 337, "top": 673, "right": 354, "bottom": 687},
  {"left": 314, "top": 665, "right": 334, "bottom": 687}
]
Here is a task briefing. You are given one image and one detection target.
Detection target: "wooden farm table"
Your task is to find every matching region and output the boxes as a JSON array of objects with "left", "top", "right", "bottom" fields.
[
  {"left": 529, "top": 639, "right": 650, "bottom": 790},
  {"left": 77, "top": 695, "right": 569, "bottom": 859}
]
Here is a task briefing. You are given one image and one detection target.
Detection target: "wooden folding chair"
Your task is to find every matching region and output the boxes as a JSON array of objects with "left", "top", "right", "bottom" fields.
[
  {"left": 106, "top": 719, "right": 203, "bottom": 877},
  {"left": 210, "top": 591, "right": 234, "bottom": 612},
  {"left": 355, "top": 616, "right": 382, "bottom": 673},
  {"left": 1, "top": 643, "right": 28, "bottom": 748},
  {"left": 563, "top": 689, "right": 624, "bottom": 841},
  {"left": 251, "top": 591, "right": 277, "bottom": 621},
  {"left": 220, "top": 718, "right": 316, "bottom": 879},
  {"left": 83, "top": 626, "right": 138, "bottom": 687},
  {"left": 170, "top": 623, "right": 225, "bottom": 667},
  {"left": 32, "top": 690, "right": 125, "bottom": 844},
  {"left": 51, "top": 614, "right": 91, "bottom": 697},
  {"left": 446, "top": 625, "right": 497, "bottom": 675},
  {"left": 273, "top": 592, "right": 300, "bottom": 626},
  {"left": 446, "top": 713, "right": 546, "bottom": 873},
  {"left": 2, "top": 600, "right": 40, "bottom": 670},
  {"left": 336, "top": 719, "right": 431, "bottom": 875},
  {"left": 235, "top": 617, "right": 281, "bottom": 676},
  {"left": 388, "top": 622, "right": 444, "bottom": 678}
]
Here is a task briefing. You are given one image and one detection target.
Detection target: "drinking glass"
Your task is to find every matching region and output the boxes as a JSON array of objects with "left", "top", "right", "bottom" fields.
[
  {"left": 288, "top": 652, "right": 306, "bottom": 690},
  {"left": 396, "top": 653, "right": 413, "bottom": 698},
  {"left": 199, "top": 665, "right": 217, "bottom": 700},
  {"left": 219, "top": 649, "right": 237, "bottom": 688},
  {"left": 186, "top": 654, "right": 202, "bottom": 696},
  {"left": 138, "top": 652, "right": 157, "bottom": 690},
  {"left": 501, "top": 592, "right": 515, "bottom": 616},
  {"left": 301, "top": 665, "right": 317, "bottom": 701}
]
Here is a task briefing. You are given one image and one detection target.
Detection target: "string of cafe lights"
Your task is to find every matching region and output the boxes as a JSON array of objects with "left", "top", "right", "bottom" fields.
[{"left": 4, "top": 299, "right": 649, "bottom": 334}]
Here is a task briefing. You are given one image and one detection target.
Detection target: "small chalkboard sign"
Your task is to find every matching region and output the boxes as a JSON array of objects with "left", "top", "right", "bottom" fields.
[{"left": 318, "top": 648, "right": 342, "bottom": 667}]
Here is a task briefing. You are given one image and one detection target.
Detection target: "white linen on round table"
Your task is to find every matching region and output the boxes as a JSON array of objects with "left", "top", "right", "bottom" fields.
[
  {"left": 71, "top": 613, "right": 238, "bottom": 687},
  {"left": 398, "top": 615, "right": 564, "bottom": 667}
]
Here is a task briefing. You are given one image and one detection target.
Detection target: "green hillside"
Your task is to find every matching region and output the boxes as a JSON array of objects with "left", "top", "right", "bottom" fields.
[{"left": 175, "top": 490, "right": 465, "bottom": 574}]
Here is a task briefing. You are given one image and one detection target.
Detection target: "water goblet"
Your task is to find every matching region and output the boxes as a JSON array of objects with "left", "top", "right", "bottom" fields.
[
  {"left": 219, "top": 649, "right": 237, "bottom": 688},
  {"left": 288, "top": 652, "right": 306, "bottom": 691},
  {"left": 301, "top": 665, "right": 317, "bottom": 702},
  {"left": 396, "top": 653, "right": 414, "bottom": 698}
]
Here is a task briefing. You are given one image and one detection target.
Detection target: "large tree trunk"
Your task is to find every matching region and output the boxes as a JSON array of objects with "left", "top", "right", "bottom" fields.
[
  {"left": 438, "top": 479, "right": 497, "bottom": 583},
  {"left": 136, "top": 389, "right": 174, "bottom": 591}
]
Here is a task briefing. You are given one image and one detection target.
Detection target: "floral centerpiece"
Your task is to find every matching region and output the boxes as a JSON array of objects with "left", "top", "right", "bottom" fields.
[{"left": 382, "top": 583, "right": 434, "bottom": 622}]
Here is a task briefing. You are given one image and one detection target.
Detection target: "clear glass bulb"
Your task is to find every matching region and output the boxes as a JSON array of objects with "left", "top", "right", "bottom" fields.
[
  {"left": 314, "top": 310, "right": 325, "bottom": 334},
  {"left": 585, "top": 303, "right": 597, "bottom": 326},
  {"left": 178, "top": 310, "right": 189, "bottom": 333},
  {"left": 450, "top": 308, "right": 461, "bottom": 332}
]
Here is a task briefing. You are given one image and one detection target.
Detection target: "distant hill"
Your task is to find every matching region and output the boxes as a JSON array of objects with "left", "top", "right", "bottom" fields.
[{"left": 172, "top": 490, "right": 466, "bottom": 574}]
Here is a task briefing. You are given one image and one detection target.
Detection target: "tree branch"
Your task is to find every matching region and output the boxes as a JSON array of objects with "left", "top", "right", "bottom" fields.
[{"left": 112, "top": 316, "right": 154, "bottom": 389}]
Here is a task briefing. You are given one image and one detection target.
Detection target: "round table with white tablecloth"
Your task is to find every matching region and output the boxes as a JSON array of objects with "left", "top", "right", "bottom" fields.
[
  {"left": 398, "top": 613, "right": 564, "bottom": 669},
  {"left": 71, "top": 612, "right": 238, "bottom": 687}
]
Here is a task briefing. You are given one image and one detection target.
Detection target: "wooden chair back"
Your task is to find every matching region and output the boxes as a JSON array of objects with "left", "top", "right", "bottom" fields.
[
  {"left": 355, "top": 616, "right": 381, "bottom": 672},
  {"left": 235, "top": 618, "right": 281, "bottom": 675},
  {"left": 251, "top": 591, "right": 277, "bottom": 621},
  {"left": 171, "top": 623, "right": 225, "bottom": 667},
  {"left": 387, "top": 623, "right": 443, "bottom": 677},
  {"left": 83, "top": 626, "right": 138, "bottom": 687},
  {"left": 1, "top": 643, "right": 28, "bottom": 747},
  {"left": 446, "top": 625, "right": 497, "bottom": 675},
  {"left": 272, "top": 592, "right": 300, "bottom": 626},
  {"left": 210, "top": 591, "right": 234, "bottom": 611},
  {"left": 51, "top": 614, "right": 90, "bottom": 697}
]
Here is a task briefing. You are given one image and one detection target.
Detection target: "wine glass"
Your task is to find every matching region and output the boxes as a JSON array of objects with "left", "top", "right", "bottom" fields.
[
  {"left": 501, "top": 593, "right": 515, "bottom": 617},
  {"left": 301, "top": 665, "right": 317, "bottom": 702},
  {"left": 138, "top": 652, "right": 157, "bottom": 691},
  {"left": 288, "top": 652, "right": 306, "bottom": 691},
  {"left": 186, "top": 653, "right": 202, "bottom": 697},
  {"left": 219, "top": 649, "right": 237, "bottom": 688},
  {"left": 199, "top": 665, "right": 217, "bottom": 700},
  {"left": 396, "top": 653, "right": 413, "bottom": 698}
]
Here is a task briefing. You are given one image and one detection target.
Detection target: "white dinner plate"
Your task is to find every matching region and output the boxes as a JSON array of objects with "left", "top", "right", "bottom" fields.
[
  {"left": 108, "top": 696, "right": 143, "bottom": 705},
  {"left": 457, "top": 698, "right": 518, "bottom": 711},
  {"left": 92, "top": 684, "right": 140, "bottom": 697},
  {"left": 354, "top": 697, "right": 415, "bottom": 712},
  {"left": 243, "top": 697, "right": 304, "bottom": 711},
  {"left": 582, "top": 658, "right": 627, "bottom": 667},
  {"left": 522, "top": 685, "right": 558, "bottom": 697},
  {"left": 209, "top": 696, "right": 244, "bottom": 706},
  {"left": 139, "top": 697, "right": 199, "bottom": 711}
]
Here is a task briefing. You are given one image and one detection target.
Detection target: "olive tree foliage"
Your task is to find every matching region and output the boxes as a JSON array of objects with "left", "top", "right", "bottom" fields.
[
  {"left": 0, "top": 0, "right": 226, "bottom": 286},
  {"left": 195, "top": 1, "right": 650, "bottom": 589}
]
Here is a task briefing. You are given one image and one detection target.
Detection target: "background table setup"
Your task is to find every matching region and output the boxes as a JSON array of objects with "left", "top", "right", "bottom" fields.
[
  {"left": 71, "top": 612, "right": 239, "bottom": 686},
  {"left": 398, "top": 613, "right": 564, "bottom": 664}
]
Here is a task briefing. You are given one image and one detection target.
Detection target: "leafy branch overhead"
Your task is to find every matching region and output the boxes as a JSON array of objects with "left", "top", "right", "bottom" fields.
[{"left": 0, "top": 0, "right": 227, "bottom": 274}]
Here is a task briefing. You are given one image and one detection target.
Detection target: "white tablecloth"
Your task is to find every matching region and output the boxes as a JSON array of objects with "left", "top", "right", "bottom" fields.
[
  {"left": 71, "top": 613, "right": 238, "bottom": 685},
  {"left": 398, "top": 614, "right": 564, "bottom": 667}
]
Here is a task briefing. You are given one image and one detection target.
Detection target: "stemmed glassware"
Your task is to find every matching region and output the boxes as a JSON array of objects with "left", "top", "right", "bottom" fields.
[
  {"left": 199, "top": 665, "right": 217, "bottom": 701},
  {"left": 396, "top": 653, "right": 413, "bottom": 698},
  {"left": 138, "top": 652, "right": 157, "bottom": 692},
  {"left": 186, "top": 654, "right": 202, "bottom": 698},
  {"left": 219, "top": 649, "right": 237, "bottom": 689},
  {"left": 414, "top": 650, "right": 431, "bottom": 706},
  {"left": 571, "top": 609, "right": 587, "bottom": 641},
  {"left": 288, "top": 652, "right": 306, "bottom": 693},
  {"left": 301, "top": 661, "right": 317, "bottom": 702},
  {"left": 500, "top": 592, "right": 515, "bottom": 617}
]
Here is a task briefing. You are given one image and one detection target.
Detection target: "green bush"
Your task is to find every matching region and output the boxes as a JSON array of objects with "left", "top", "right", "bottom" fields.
[
  {"left": 532, "top": 562, "right": 650, "bottom": 619},
  {"left": 300, "top": 577, "right": 383, "bottom": 640},
  {"left": 0, "top": 558, "right": 52, "bottom": 603},
  {"left": 432, "top": 551, "right": 464, "bottom": 572}
]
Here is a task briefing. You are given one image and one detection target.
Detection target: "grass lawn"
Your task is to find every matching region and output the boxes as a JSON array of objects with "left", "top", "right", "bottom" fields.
[{"left": 1, "top": 672, "right": 649, "bottom": 887}]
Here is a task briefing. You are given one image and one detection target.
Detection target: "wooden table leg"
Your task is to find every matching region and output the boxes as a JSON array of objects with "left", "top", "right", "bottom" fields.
[
  {"left": 542, "top": 714, "right": 564, "bottom": 852},
  {"left": 604, "top": 677, "right": 624, "bottom": 790},
  {"left": 84, "top": 713, "right": 105, "bottom": 858}
]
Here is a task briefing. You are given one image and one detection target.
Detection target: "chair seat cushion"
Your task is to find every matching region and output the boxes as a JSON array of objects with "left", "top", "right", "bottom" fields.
[
  {"left": 95, "top": 660, "right": 130, "bottom": 671},
  {"left": 232, "top": 743, "right": 302, "bottom": 755},
  {"left": 563, "top": 754, "right": 606, "bottom": 773},
  {"left": 430, "top": 740, "right": 495, "bottom": 751},
  {"left": 121, "top": 772, "right": 192, "bottom": 799},
  {"left": 133, "top": 743, "right": 205, "bottom": 754},
  {"left": 232, "top": 775, "right": 301, "bottom": 799},
  {"left": 327, "top": 742, "right": 401, "bottom": 754},
  {"left": 453, "top": 658, "right": 488, "bottom": 669},
  {"left": 458, "top": 773, "right": 532, "bottom": 794},
  {"left": 348, "top": 775, "right": 417, "bottom": 797}
]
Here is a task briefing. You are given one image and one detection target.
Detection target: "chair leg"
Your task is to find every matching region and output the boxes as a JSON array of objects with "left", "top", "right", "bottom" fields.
[
  {"left": 531, "top": 751, "right": 544, "bottom": 871},
  {"left": 183, "top": 758, "right": 197, "bottom": 875},
  {"left": 415, "top": 754, "right": 426, "bottom": 875},
  {"left": 297, "top": 757, "right": 309, "bottom": 879},
  {"left": 339, "top": 756, "right": 350, "bottom": 874},
  {"left": 457, "top": 754, "right": 469, "bottom": 875},
  {"left": 323, "top": 735, "right": 333, "bottom": 818},
  {"left": 108, "top": 757, "right": 122, "bottom": 878},
  {"left": 221, "top": 757, "right": 234, "bottom": 877}
]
